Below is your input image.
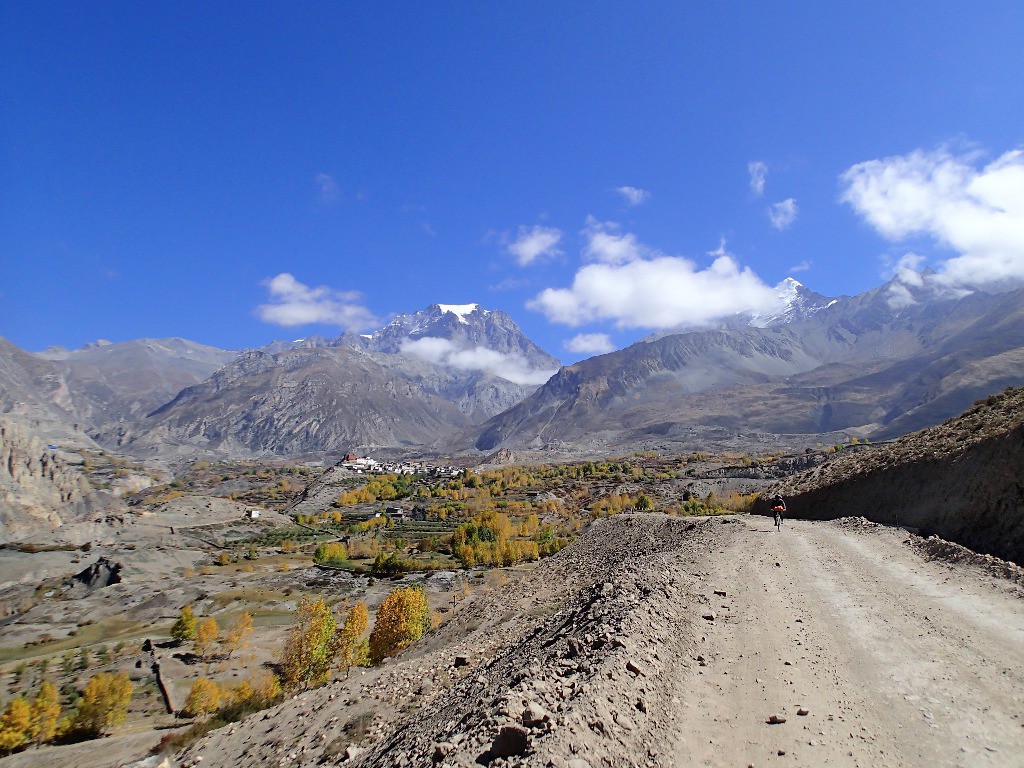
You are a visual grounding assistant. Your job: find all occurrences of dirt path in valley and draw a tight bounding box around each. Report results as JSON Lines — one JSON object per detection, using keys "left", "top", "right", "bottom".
{"left": 97, "top": 514, "right": 1024, "bottom": 768}
{"left": 675, "top": 516, "right": 1024, "bottom": 767}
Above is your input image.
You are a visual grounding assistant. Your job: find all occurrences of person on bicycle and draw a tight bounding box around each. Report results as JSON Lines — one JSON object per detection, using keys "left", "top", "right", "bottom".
{"left": 771, "top": 494, "right": 786, "bottom": 529}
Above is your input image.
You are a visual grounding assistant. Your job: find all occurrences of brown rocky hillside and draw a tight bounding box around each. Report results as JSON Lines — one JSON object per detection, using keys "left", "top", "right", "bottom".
{"left": 767, "top": 386, "right": 1024, "bottom": 564}
{"left": 0, "top": 420, "right": 124, "bottom": 542}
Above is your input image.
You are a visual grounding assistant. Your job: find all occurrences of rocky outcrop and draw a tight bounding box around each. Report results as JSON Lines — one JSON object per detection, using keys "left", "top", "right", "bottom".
{"left": 0, "top": 420, "right": 122, "bottom": 542}
{"left": 64, "top": 556, "right": 124, "bottom": 594}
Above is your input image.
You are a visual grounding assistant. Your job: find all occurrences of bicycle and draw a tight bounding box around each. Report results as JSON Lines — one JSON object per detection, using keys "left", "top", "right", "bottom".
{"left": 772, "top": 505, "right": 784, "bottom": 531}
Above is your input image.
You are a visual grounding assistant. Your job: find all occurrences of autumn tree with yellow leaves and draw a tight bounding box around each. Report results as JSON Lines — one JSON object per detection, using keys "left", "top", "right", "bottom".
{"left": 368, "top": 587, "right": 431, "bottom": 664}
{"left": 278, "top": 595, "right": 338, "bottom": 690}
{"left": 221, "top": 612, "right": 254, "bottom": 658}
{"left": 338, "top": 601, "right": 369, "bottom": 677}
{"left": 193, "top": 616, "right": 220, "bottom": 659}
{"left": 183, "top": 678, "right": 221, "bottom": 718}
{"left": 29, "top": 681, "right": 61, "bottom": 746}
{"left": 0, "top": 697, "right": 30, "bottom": 754}
{"left": 68, "top": 672, "right": 133, "bottom": 737}
{"left": 171, "top": 604, "right": 198, "bottom": 644}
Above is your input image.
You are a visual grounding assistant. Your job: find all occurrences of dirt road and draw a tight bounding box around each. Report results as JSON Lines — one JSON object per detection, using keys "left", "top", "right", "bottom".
{"left": 677, "top": 517, "right": 1024, "bottom": 767}
{"left": 162, "top": 515, "right": 1024, "bottom": 768}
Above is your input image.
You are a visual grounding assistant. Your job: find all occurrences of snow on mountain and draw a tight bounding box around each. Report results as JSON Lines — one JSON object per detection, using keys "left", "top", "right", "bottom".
{"left": 748, "top": 278, "right": 837, "bottom": 328}
{"left": 362, "top": 303, "right": 559, "bottom": 385}
{"left": 640, "top": 278, "right": 838, "bottom": 343}
{"left": 437, "top": 303, "right": 487, "bottom": 324}
{"left": 263, "top": 303, "right": 560, "bottom": 387}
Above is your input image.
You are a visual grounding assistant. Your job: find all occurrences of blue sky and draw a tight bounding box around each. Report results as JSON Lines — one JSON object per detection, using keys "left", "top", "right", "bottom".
{"left": 3, "top": 2, "right": 1023, "bottom": 363}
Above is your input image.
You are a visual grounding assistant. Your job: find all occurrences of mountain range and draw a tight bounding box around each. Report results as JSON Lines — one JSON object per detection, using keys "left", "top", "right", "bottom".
{"left": 2, "top": 276, "right": 1024, "bottom": 461}
{"left": 473, "top": 275, "right": 1024, "bottom": 453}
{"left": 0, "top": 305, "right": 559, "bottom": 458}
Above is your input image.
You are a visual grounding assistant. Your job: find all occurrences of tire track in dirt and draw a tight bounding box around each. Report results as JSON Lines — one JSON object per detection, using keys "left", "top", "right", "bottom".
{"left": 676, "top": 517, "right": 1024, "bottom": 767}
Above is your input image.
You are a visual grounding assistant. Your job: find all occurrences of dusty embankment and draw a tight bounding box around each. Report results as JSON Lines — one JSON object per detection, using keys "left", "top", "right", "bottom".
{"left": 169, "top": 514, "right": 1024, "bottom": 768}
{"left": 768, "top": 387, "right": 1024, "bottom": 564}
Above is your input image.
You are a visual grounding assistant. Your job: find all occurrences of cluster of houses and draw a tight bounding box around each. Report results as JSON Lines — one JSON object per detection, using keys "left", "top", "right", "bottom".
{"left": 338, "top": 454, "right": 463, "bottom": 479}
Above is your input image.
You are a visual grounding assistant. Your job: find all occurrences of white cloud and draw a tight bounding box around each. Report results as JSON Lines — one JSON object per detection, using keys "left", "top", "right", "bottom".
{"left": 399, "top": 337, "right": 557, "bottom": 387}
{"left": 257, "top": 273, "right": 378, "bottom": 330}
{"left": 528, "top": 235, "right": 780, "bottom": 329}
{"left": 841, "top": 146, "right": 1024, "bottom": 289}
{"left": 788, "top": 260, "right": 812, "bottom": 273}
{"left": 883, "top": 252, "right": 927, "bottom": 284}
{"left": 748, "top": 161, "right": 768, "bottom": 196}
{"left": 507, "top": 225, "right": 563, "bottom": 266}
{"left": 582, "top": 216, "right": 645, "bottom": 264}
{"left": 315, "top": 173, "right": 340, "bottom": 204}
{"left": 885, "top": 281, "right": 918, "bottom": 310}
{"left": 768, "top": 198, "right": 798, "bottom": 230}
{"left": 564, "top": 333, "right": 615, "bottom": 355}
{"left": 615, "top": 186, "right": 651, "bottom": 206}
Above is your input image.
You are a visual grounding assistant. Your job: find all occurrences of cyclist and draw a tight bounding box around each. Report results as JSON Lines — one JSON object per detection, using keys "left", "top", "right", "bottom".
{"left": 771, "top": 494, "right": 786, "bottom": 530}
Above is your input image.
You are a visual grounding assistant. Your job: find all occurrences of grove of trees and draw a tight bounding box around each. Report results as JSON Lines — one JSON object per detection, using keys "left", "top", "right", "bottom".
{"left": 277, "top": 597, "right": 370, "bottom": 690}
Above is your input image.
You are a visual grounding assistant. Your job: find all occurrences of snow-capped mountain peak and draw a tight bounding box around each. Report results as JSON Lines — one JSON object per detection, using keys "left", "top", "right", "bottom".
{"left": 748, "top": 277, "right": 837, "bottom": 328}
{"left": 777, "top": 276, "right": 803, "bottom": 299}
{"left": 261, "top": 302, "right": 560, "bottom": 384}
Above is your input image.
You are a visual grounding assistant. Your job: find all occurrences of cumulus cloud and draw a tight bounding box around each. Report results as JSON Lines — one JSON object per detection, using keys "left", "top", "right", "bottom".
{"left": 315, "top": 173, "right": 340, "bottom": 204}
{"left": 564, "top": 333, "right": 615, "bottom": 355}
{"left": 400, "top": 337, "right": 557, "bottom": 387}
{"left": 615, "top": 186, "right": 651, "bottom": 206}
{"left": 257, "top": 273, "right": 378, "bottom": 330}
{"left": 768, "top": 198, "right": 799, "bottom": 230}
{"left": 508, "top": 225, "right": 563, "bottom": 266}
{"left": 528, "top": 234, "right": 780, "bottom": 329}
{"left": 582, "top": 216, "right": 645, "bottom": 265}
{"left": 841, "top": 146, "right": 1024, "bottom": 289}
{"left": 749, "top": 161, "right": 768, "bottom": 196}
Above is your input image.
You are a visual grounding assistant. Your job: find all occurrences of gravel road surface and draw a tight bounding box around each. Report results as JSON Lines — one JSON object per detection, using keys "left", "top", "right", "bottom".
{"left": 675, "top": 516, "right": 1024, "bottom": 767}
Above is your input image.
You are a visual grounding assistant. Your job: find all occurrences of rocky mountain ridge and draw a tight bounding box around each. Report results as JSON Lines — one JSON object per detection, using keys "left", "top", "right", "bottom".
{"left": 117, "top": 303, "right": 562, "bottom": 458}
{"left": 119, "top": 345, "right": 538, "bottom": 459}
{"left": 0, "top": 335, "right": 238, "bottom": 447}
{"left": 471, "top": 280, "right": 1024, "bottom": 454}
{"left": 6, "top": 279, "right": 1024, "bottom": 462}
{"left": 1, "top": 303, "right": 561, "bottom": 460}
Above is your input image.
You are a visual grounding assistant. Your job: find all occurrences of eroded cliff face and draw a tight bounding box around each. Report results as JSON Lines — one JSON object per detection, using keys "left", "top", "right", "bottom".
{"left": 0, "top": 420, "right": 122, "bottom": 542}
{"left": 768, "top": 387, "right": 1024, "bottom": 564}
